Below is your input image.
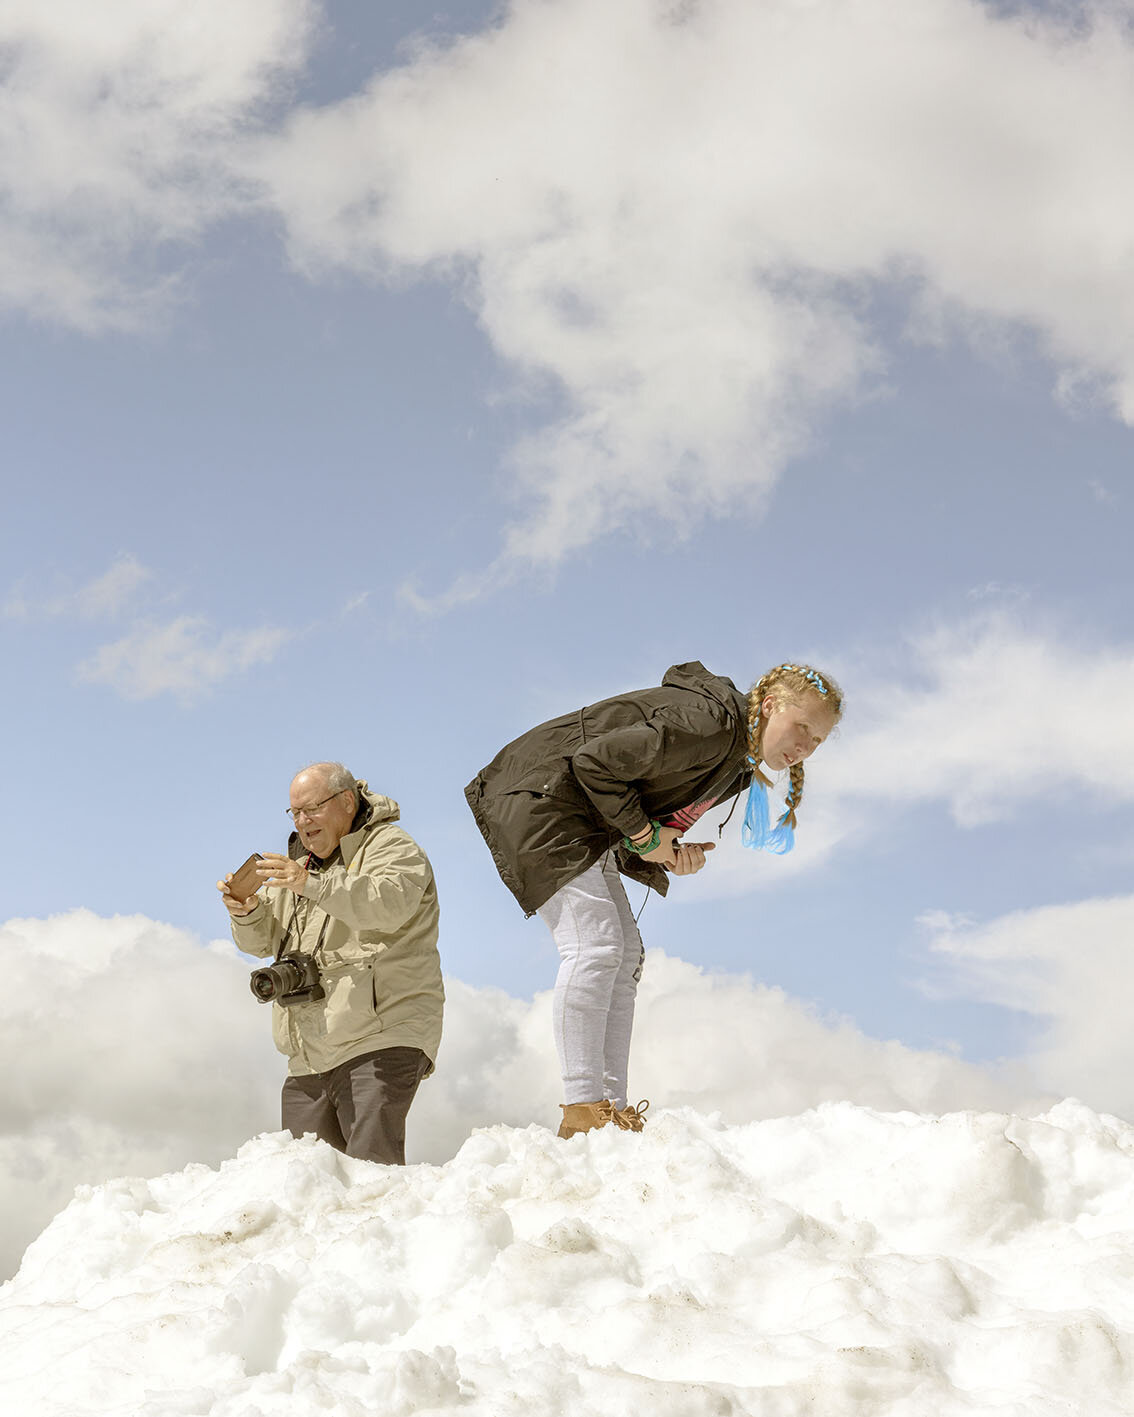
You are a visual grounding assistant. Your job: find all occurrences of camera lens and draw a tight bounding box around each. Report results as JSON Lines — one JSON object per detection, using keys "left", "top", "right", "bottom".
{"left": 249, "top": 969, "right": 278, "bottom": 1001}
{"left": 249, "top": 959, "right": 304, "bottom": 1002}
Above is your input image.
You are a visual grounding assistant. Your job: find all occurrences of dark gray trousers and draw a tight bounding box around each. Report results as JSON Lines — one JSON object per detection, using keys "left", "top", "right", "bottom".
{"left": 281, "top": 1046, "right": 431, "bottom": 1165}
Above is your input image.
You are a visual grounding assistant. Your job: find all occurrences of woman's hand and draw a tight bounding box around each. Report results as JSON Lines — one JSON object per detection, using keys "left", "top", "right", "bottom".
{"left": 636, "top": 824, "right": 682, "bottom": 867}
{"left": 634, "top": 826, "right": 716, "bottom": 872}
{"left": 669, "top": 841, "right": 715, "bottom": 875}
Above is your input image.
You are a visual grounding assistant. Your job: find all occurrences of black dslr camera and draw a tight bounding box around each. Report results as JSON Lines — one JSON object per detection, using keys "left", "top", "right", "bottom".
{"left": 249, "top": 954, "right": 325, "bottom": 1007}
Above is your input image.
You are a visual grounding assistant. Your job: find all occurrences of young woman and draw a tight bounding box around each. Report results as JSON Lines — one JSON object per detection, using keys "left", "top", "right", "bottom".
{"left": 465, "top": 660, "right": 843, "bottom": 1138}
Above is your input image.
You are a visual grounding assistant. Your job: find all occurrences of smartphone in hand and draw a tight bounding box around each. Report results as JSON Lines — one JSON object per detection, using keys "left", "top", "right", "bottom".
{"left": 228, "top": 853, "right": 264, "bottom": 900}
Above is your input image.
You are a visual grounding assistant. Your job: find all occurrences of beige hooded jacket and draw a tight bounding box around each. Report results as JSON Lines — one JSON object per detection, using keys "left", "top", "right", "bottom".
{"left": 231, "top": 783, "right": 443, "bottom": 1077}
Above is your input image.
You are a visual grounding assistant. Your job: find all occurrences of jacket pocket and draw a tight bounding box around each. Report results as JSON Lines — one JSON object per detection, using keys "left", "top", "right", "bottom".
{"left": 320, "top": 964, "right": 381, "bottom": 1049}
{"left": 493, "top": 762, "right": 583, "bottom": 802}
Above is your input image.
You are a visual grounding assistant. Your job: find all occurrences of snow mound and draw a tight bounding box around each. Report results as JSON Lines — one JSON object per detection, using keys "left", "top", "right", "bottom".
{"left": 3, "top": 1102, "right": 1134, "bottom": 1415}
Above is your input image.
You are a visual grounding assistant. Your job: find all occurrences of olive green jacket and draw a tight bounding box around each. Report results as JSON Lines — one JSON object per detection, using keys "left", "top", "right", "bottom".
{"left": 465, "top": 662, "right": 752, "bottom": 916}
{"left": 231, "top": 783, "right": 444, "bottom": 1077}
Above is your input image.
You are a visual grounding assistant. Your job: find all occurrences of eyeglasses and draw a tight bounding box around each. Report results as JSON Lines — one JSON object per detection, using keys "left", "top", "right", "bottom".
{"left": 285, "top": 790, "right": 345, "bottom": 822}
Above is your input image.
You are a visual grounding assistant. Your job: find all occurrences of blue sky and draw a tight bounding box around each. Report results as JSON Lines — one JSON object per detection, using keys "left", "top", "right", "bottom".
{"left": 4, "top": 0, "right": 1134, "bottom": 1243}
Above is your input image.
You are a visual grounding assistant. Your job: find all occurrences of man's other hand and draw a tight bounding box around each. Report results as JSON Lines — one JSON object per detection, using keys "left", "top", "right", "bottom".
{"left": 257, "top": 852, "right": 309, "bottom": 895}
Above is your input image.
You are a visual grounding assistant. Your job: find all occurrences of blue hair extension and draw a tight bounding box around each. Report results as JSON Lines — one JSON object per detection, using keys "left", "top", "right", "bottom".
{"left": 740, "top": 757, "right": 795, "bottom": 854}
{"left": 780, "top": 662, "right": 829, "bottom": 696}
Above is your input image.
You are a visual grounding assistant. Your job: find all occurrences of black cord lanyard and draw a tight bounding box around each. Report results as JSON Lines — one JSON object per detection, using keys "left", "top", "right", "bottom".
{"left": 273, "top": 854, "right": 331, "bottom": 963}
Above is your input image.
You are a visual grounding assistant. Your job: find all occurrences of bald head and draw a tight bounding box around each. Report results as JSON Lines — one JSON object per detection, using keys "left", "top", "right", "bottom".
{"left": 288, "top": 763, "right": 358, "bottom": 858}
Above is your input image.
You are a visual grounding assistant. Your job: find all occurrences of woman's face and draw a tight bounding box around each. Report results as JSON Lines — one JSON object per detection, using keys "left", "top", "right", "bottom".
{"left": 759, "top": 693, "right": 838, "bottom": 771}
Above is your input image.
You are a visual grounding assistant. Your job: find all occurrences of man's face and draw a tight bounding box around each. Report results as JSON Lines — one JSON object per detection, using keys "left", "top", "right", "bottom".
{"left": 288, "top": 771, "right": 357, "bottom": 858}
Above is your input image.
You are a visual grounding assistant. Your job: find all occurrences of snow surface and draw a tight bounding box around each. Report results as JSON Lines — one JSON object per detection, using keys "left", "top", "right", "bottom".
{"left": 2, "top": 1102, "right": 1134, "bottom": 1416}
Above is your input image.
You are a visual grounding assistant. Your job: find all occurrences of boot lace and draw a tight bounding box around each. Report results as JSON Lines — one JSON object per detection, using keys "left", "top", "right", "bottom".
{"left": 613, "top": 1099, "right": 650, "bottom": 1132}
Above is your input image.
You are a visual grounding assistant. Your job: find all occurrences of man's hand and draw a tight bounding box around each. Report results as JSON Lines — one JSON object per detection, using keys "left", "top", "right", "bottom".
{"left": 217, "top": 876, "right": 259, "bottom": 916}
{"left": 668, "top": 840, "right": 715, "bottom": 876}
{"left": 257, "top": 852, "right": 309, "bottom": 895}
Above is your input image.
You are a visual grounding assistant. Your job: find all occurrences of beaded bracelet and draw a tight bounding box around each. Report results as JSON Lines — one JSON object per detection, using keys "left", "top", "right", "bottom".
{"left": 623, "top": 821, "right": 662, "bottom": 855}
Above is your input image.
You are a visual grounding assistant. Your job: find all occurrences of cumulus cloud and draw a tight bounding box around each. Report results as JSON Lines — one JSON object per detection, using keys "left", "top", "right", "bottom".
{"left": 2, "top": 908, "right": 1045, "bottom": 1279}
{"left": 7, "top": 1, "right": 1133, "bottom": 586}
{"left": 249, "top": 0, "right": 1134, "bottom": 591}
{"left": 9, "top": 1, "right": 1130, "bottom": 586}
{"left": 0, "top": 0, "right": 315, "bottom": 329}
{"left": 0, "top": 911, "right": 280, "bottom": 1280}
{"left": 76, "top": 615, "right": 291, "bottom": 701}
{"left": 922, "top": 893, "right": 1134, "bottom": 1120}
{"left": 681, "top": 613, "right": 1134, "bottom": 899}
{"left": 824, "top": 612, "right": 1134, "bottom": 824}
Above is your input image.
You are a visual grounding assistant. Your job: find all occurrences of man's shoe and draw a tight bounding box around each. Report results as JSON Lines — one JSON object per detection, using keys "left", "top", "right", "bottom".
{"left": 557, "top": 1100, "right": 617, "bottom": 1138}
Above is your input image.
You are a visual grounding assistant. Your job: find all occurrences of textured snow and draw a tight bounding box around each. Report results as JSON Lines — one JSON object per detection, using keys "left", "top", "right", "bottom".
{"left": 2, "top": 1102, "right": 1134, "bottom": 1415}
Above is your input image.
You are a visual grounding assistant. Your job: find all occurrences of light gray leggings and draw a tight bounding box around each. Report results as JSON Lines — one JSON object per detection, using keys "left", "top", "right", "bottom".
{"left": 537, "top": 853, "right": 645, "bottom": 1108}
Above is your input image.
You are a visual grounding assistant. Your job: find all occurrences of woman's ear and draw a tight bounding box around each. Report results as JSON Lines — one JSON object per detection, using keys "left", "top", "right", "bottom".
{"left": 761, "top": 694, "right": 778, "bottom": 718}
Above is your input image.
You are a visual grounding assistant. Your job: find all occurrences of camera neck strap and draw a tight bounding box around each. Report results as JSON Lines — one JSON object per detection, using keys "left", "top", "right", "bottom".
{"left": 273, "top": 866, "right": 333, "bottom": 964}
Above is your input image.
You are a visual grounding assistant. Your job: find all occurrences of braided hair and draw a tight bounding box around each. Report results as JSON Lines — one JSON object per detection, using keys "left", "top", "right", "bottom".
{"left": 745, "top": 663, "right": 843, "bottom": 829}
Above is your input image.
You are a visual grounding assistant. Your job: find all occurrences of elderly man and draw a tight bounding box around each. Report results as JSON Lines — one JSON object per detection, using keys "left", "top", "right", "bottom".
{"left": 219, "top": 762, "right": 443, "bottom": 1165}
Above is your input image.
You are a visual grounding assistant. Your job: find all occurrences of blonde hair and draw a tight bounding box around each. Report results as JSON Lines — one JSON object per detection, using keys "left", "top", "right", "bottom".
{"left": 745, "top": 664, "right": 843, "bottom": 828}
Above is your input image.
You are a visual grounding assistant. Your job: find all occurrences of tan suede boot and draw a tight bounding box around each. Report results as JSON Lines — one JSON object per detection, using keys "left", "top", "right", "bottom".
{"left": 557, "top": 1100, "right": 617, "bottom": 1139}
{"left": 613, "top": 1099, "right": 650, "bottom": 1132}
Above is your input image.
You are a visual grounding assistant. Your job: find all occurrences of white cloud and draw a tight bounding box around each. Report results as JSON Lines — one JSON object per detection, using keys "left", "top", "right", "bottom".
{"left": 629, "top": 949, "right": 1036, "bottom": 1118}
{"left": 677, "top": 614, "right": 1134, "bottom": 901}
{"left": 2, "top": 909, "right": 1044, "bottom": 1280}
{"left": 251, "top": 0, "right": 1134, "bottom": 588}
{"left": 3, "top": 556, "right": 289, "bottom": 701}
{"left": 0, "top": 910, "right": 280, "bottom": 1279}
{"left": 1089, "top": 478, "right": 1115, "bottom": 503}
{"left": 2, "top": 553, "right": 152, "bottom": 621}
{"left": 8, "top": 1, "right": 1130, "bottom": 585}
{"left": 76, "top": 615, "right": 291, "bottom": 701}
{"left": 5, "top": 1, "right": 1132, "bottom": 586}
{"left": 823, "top": 613, "right": 1134, "bottom": 826}
{"left": 0, "top": 0, "right": 315, "bottom": 329}
{"left": 73, "top": 553, "right": 153, "bottom": 618}
{"left": 922, "top": 893, "right": 1134, "bottom": 1119}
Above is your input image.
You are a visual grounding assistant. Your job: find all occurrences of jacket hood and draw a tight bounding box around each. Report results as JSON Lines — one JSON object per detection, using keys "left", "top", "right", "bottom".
{"left": 661, "top": 661, "right": 747, "bottom": 720}
{"left": 354, "top": 780, "right": 400, "bottom": 825}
